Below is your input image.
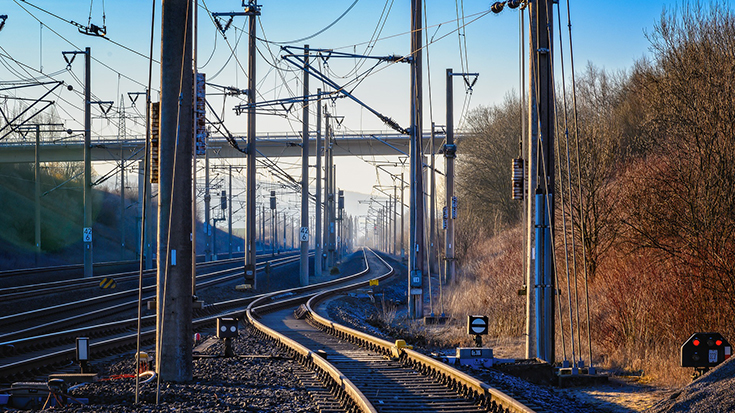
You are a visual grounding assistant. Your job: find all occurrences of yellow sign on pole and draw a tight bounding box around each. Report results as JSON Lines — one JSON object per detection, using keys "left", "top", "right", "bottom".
{"left": 369, "top": 279, "right": 379, "bottom": 286}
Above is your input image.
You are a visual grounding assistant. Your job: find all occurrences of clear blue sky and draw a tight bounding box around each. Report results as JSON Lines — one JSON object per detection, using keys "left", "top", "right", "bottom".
{"left": 0, "top": 0, "right": 691, "bottom": 219}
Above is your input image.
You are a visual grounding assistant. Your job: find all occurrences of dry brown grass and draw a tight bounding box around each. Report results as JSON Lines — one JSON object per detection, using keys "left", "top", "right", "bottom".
{"left": 435, "top": 216, "right": 734, "bottom": 388}
{"left": 442, "top": 225, "right": 526, "bottom": 341}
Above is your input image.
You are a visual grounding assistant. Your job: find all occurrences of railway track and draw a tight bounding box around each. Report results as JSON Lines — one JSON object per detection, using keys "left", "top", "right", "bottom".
{"left": 0, "top": 253, "right": 307, "bottom": 382}
{"left": 247, "top": 248, "right": 536, "bottom": 413}
{"left": 0, "top": 251, "right": 249, "bottom": 288}
{"left": 2, "top": 249, "right": 538, "bottom": 412}
{"left": 0, "top": 252, "right": 301, "bottom": 340}
{"left": 0, "top": 251, "right": 284, "bottom": 302}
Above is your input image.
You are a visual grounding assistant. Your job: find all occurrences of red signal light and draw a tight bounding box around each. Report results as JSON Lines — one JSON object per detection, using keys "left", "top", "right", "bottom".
{"left": 693, "top": 339, "right": 700, "bottom": 346}
{"left": 716, "top": 340, "right": 723, "bottom": 346}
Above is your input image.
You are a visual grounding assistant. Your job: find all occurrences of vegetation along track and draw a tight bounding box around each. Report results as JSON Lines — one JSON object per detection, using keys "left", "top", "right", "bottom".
{"left": 247, "top": 248, "right": 536, "bottom": 413}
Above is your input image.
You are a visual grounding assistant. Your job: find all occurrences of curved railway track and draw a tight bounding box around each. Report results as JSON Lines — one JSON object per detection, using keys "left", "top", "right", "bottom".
{"left": 247, "top": 248, "right": 536, "bottom": 413}
{"left": 1, "top": 248, "right": 538, "bottom": 412}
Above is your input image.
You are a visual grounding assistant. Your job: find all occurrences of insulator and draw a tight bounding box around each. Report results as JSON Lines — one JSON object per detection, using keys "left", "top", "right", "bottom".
{"left": 491, "top": 2, "right": 505, "bottom": 14}
{"left": 512, "top": 158, "right": 524, "bottom": 200}
{"left": 507, "top": 0, "right": 522, "bottom": 9}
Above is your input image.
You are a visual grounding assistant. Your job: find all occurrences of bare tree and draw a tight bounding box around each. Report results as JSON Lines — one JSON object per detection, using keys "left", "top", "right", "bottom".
{"left": 623, "top": 2, "right": 735, "bottom": 314}
{"left": 561, "top": 63, "right": 641, "bottom": 280}
{"left": 456, "top": 93, "right": 522, "bottom": 243}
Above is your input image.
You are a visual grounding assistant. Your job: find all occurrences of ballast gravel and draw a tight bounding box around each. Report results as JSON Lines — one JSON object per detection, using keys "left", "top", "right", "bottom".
{"left": 52, "top": 326, "right": 321, "bottom": 412}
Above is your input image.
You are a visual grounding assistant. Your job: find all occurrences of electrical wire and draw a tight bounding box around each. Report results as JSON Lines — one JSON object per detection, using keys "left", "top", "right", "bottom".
{"left": 13, "top": 0, "right": 156, "bottom": 87}
{"left": 268, "top": 0, "right": 361, "bottom": 45}
{"left": 554, "top": 0, "right": 583, "bottom": 368}
{"left": 0, "top": 47, "right": 85, "bottom": 130}
{"left": 564, "top": 0, "right": 595, "bottom": 372}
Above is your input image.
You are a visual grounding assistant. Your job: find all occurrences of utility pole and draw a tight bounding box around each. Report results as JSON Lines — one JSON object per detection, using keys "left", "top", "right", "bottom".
{"left": 261, "top": 204, "right": 265, "bottom": 248}
{"left": 445, "top": 69, "right": 478, "bottom": 285}
{"left": 526, "top": 0, "right": 556, "bottom": 364}
{"left": 331, "top": 165, "right": 337, "bottom": 263}
{"left": 228, "top": 165, "right": 233, "bottom": 258}
{"left": 34, "top": 125, "right": 41, "bottom": 262}
{"left": 300, "top": 45, "right": 310, "bottom": 286}
{"left": 429, "top": 123, "right": 437, "bottom": 274}
{"left": 137, "top": 161, "right": 144, "bottom": 257}
{"left": 270, "top": 190, "right": 277, "bottom": 257}
{"left": 338, "top": 189, "right": 344, "bottom": 260}
{"left": 400, "top": 171, "right": 405, "bottom": 260}
{"left": 393, "top": 183, "right": 397, "bottom": 255}
{"left": 204, "top": 147, "right": 211, "bottom": 261}
{"left": 445, "top": 69, "right": 456, "bottom": 285}
{"left": 244, "top": 2, "right": 260, "bottom": 288}
{"left": 157, "top": 0, "right": 194, "bottom": 382}
{"left": 324, "top": 112, "right": 335, "bottom": 269}
{"left": 408, "top": 0, "right": 425, "bottom": 319}
{"left": 119, "top": 99, "right": 127, "bottom": 261}
{"left": 144, "top": 95, "right": 154, "bottom": 271}
{"left": 83, "top": 47, "right": 92, "bottom": 278}
{"left": 315, "top": 89, "right": 323, "bottom": 275}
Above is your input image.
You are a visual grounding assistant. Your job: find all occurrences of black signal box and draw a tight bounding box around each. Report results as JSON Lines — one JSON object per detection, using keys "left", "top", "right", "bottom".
{"left": 217, "top": 317, "right": 239, "bottom": 339}
{"left": 681, "top": 332, "right": 731, "bottom": 368}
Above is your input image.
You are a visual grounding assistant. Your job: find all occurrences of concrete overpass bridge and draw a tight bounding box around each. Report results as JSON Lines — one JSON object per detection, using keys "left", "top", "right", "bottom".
{"left": 0, "top": 131, "right": 447, "bottom": 163}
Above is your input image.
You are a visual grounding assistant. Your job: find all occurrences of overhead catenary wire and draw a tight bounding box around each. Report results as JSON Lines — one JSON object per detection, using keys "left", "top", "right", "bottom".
{"left": 12, "top": 0, "right": 156, "bottom": 88}
{"left": 267, "top": 0, "right": 361, "bottom": 45}
{"left": 554, "top": 0, "right": 584, "bottom": 369}
{"left": 564, "top": 0, "right": 595, "bottom": 373}
{"left": 17, "top": 0, "right": 155, "bottom": 63}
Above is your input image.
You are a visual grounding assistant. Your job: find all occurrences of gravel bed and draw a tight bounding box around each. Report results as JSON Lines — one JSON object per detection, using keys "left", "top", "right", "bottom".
{"left": 51, "top": 327, "right": 321, "bottom": 412}
{"left": 25, "top": 255, "right": 358, "bottom": 413}
{"left": 647, "top": 356, "right": 735, "bottom": 413}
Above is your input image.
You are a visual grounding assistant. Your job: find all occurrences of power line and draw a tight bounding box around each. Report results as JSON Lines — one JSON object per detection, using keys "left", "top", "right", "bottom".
{"left": 267, "top": 0, "right": 361, "bottom": 45}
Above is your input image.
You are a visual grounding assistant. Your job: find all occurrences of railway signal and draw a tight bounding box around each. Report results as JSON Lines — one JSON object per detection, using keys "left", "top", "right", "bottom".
{"left": 217, "top": 317, "right": 239, "bottom": 358}
{"left": 467, "top": 315, "right": 489, "bottom": 347}
{"left": 681, "top": 332, "right": 731, "bottom": 378}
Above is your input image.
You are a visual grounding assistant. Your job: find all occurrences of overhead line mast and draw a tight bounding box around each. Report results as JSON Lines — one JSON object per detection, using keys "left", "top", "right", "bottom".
{"left": 408, "top": 0, "right": 425, "bottom": 319}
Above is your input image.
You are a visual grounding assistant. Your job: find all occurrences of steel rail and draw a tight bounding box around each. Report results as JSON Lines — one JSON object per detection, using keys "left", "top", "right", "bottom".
{"left": 305, "top": 252, "right": 534, "bottom": 413}
{"left": 0, "top": 254, "right": 308, "bottom": 381}
{"left": 247, "top": 248, "right": 536, "bottom": 413}
{"left": 0, "top": 251, "right": 289, "bottom": 298}
{"left": 246, "top": 249, "right": 376, "bottom": 413}
{"left": 0, "top": 253, "right": 305, "bottom": 342}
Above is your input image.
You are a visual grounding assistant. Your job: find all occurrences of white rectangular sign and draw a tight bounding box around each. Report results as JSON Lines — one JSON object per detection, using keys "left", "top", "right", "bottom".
{"left": 83, "top": 227, "right": 92, "bottom": 242}
{"left": 299, "top": 226, "right": 309, "bottom": 242}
